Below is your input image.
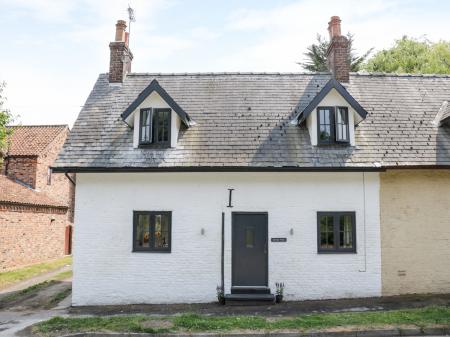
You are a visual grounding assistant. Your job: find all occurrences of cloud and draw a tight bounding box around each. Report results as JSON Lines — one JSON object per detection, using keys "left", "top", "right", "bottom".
{"left": 218, "top": 0, "right": 450, "bottom": 72}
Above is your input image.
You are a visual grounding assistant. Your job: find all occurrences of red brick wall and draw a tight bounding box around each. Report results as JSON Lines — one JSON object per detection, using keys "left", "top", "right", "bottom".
{"left": 0, "top": 205, "right": 67, "bottom": 271}
{"left": 34, "top": 129, "right": 76, "bottom": 223}
{"left": 3, "top": 156, "right": 38, "bottom": 188}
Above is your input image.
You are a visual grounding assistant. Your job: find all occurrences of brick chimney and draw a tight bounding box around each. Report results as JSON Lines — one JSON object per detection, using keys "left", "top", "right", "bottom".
{"left": 326, "top": 16, "right": 350, "bottom": 83}
{"left": 109, "top": 20, "right": 133, "bottom": 83}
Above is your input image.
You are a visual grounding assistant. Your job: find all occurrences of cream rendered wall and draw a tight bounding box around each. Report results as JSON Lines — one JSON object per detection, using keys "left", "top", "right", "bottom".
{"left": 380, "top": 169, "right": 450, "bottom": 295}
{"left": 306, "top": 88, "right": 357, "bottom": 146}
{"left": 131, "top": 91, "right": 181, "bottom": 148}
{"left": 73, "top": 171, "right": 381, "bottom": 305}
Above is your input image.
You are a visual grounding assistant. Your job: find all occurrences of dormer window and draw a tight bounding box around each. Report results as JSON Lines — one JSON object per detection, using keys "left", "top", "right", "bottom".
{"left": 317, "top": 106, "right": 349, "bottom": 145}
{"left": 139, "top": 108, "right": 171, "bottom": 147}
{"left": 292, "top": 79, "right": 368, "bottom": 147}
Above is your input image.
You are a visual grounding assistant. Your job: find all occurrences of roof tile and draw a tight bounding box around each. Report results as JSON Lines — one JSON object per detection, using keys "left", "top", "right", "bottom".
{"left": 54, "top": 73, "right": 450, "bottom": 169}
{"left": 6, "top": 125, "right": 68, "bottom": 156}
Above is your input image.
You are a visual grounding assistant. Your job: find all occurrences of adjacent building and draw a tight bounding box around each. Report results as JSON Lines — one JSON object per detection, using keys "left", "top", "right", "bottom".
{"left": 0, "top": 125, "right": 75, "bottom": 270}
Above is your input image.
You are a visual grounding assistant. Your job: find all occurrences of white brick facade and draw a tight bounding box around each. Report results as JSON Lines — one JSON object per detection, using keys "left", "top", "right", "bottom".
{"left": 73, "top": 172, "right": 381, "bottom": 305}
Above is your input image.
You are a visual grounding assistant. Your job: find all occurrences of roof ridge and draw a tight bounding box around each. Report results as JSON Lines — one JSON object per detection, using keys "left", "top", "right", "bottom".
{"left": 101, "top": 71, "right": 450, "bottom": 78}
{"left": 118, "top": 72, "right": 332, "bottom": 76}
{"left": 7, "top": 124, "right": 68, "bottom": 128}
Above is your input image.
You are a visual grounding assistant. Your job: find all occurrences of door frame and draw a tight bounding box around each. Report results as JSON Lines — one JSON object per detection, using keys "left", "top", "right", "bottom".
{"left": 231, "top": 211, "right": 269, "bottom": 287}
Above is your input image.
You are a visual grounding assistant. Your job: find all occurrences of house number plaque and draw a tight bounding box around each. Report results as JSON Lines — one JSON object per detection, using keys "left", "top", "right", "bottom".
{"left": 271, "top": 238, "right": 287, "bottom": 242}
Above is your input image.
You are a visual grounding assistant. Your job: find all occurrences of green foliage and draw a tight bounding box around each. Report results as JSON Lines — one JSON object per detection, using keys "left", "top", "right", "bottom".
{"left": 35, "top": 315, "right": 172, "bottom": 335}
{"left": 0, "top": 81, "right": 13, "bottom": 160}
{"left": 300, "top": 33, "right": 373, "bottom": 72}
{"left": 34, "top": 306, "right": 450, "bottom": 336}
{"left": 364, "top": 36, "right": 450, "bottom": 74}
{"left": 0, "top": 256, "right": 72, "bottom": 289}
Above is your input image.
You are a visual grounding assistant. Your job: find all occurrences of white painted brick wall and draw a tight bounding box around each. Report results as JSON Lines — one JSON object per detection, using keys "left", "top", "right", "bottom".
{"left": 73, "top": 172, "right": 381, "bottom": 305}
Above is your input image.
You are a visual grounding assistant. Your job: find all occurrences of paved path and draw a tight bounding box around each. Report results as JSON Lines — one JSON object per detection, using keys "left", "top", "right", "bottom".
{"left": 0, "top": 307, "right": 69, "bottom": 337}
{"left": 0, "top": 264, "right": 71, "bottom": 296}
{"left": 0, "top": 267, "right": 72, "bottom": 336}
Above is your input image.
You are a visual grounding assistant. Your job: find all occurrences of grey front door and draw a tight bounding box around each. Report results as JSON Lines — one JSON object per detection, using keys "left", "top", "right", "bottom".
{"left": 232, "top": 212, "right": 268, "bottom": 287}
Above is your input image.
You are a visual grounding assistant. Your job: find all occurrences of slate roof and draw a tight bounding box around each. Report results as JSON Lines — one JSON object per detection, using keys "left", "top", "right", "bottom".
{"left": 6, "top": 125, "right": 68, "bottom": 156}
{"left": 0, "top": 175, "right": 67, "bottom": 209}
{"left": 54, "top": 72, "right": 450, "bottom": 171}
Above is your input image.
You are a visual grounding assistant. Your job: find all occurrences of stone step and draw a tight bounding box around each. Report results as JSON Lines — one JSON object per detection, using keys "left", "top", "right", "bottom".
{"left": 224, "top": 293, "right": 275, "bottom": 305}
{"left": 231, "top": 286, "right": 271, "bottom": 294}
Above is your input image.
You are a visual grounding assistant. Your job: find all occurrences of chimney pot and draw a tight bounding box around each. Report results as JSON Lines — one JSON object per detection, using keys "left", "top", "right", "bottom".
{"left": 328, "top": 16, "right": 342, "bottom": 39}
{"left": 115, "top": 20, "right": 127, "bottom": 42}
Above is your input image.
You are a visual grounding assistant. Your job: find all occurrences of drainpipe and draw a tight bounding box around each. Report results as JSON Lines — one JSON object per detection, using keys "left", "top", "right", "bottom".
{"left": 359, "top": 171, "right": 367, "bottom": 272}
{"left": 221, "top": 212, "right": 225, "bottom": 291}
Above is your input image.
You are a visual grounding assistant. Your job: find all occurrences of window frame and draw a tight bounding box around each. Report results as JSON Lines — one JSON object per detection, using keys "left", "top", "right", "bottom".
{"left": 335, "top": 106, "right": 350, "bottom": 143}
{"left": 138, "top": 108, "right": 172, "bottom": 148}
{"left": 139, "top": 108, "right": 153, "bottom": 146}
{"left": 132, "top": 211, "right": 172, "bottom": 253}
{"left": 316, "top": 106, "right": 351, "bottom": 145}
{"left": 317, "top": 106, "right": 335, "bottom": 145}
{"left": 317, "top": 211, "right": 356, "bottom": 254}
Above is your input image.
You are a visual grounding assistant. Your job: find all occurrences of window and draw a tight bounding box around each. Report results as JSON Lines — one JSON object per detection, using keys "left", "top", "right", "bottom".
{"left": 133, "top": 211, "right": 171, "bottom": 252}
{"left": 317, "top": 212, "right": 356, "bottom": 253}
{"left": 317, "top": 107, "right": 350, "bottom": 144}
{"left": 139, "top": 108, "right": 171, "bottom": 146}
{"left": 335, "top": 107, "right": 349, "bottom": 142}
{"left": 47, "top": 167, "right": 52, "bottom": 185}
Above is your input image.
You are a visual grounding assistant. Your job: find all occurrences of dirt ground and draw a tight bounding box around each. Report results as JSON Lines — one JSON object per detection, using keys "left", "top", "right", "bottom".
{"left": 0, "top": 279, "right": 71, "bottom": 337}
{"left": 0, "top": 280, "right": 71, "bottom": 311}
{"left": 69, "top": 293, "right": 450, "bottom": 316}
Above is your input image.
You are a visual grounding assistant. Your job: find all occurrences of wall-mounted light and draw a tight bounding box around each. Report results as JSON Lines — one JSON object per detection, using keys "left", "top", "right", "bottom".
{"left": 289, "top": 228, "right": 294, "bottom": 235}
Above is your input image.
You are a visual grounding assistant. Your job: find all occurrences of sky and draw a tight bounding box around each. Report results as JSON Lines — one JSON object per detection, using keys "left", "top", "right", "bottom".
{"left": 1, "top": 0, "right": 450, "bottom": 127}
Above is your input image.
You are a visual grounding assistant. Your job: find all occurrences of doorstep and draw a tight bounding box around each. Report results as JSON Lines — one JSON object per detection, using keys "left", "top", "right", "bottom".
{"left": 224, "top": 293, "right": 275, "bottom": 305}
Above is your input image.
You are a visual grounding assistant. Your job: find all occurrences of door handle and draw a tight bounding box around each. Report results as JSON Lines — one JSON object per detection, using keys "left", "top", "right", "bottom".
{"left": 264, "top": 241, "right": 268, "bottom": 254}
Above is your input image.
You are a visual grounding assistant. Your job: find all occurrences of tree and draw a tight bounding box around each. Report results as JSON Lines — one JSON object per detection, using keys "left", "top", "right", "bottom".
{"left": 364, "top": 36, "right": 450, "bottom": 74}
{"left": 0, "top": 82, "right": 13, "bottom": 161}
{"left": 300, "top": 33, "right": 373, "bottom": 72}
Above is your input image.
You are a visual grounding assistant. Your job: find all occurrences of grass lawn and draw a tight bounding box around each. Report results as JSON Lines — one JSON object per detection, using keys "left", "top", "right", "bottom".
{"left": 0, "top": 256, "right": 72, "bottom": 290}
{"left": 34, "top": 306, "right": 450, "bottom": 336}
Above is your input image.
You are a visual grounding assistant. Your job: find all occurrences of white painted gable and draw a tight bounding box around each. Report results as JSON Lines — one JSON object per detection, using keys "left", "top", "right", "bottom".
{"left": 306, "top": 88, "right": 361, "bottom": 146}
{"left": 125, "top": 91, "right": 181, "bottom": 148}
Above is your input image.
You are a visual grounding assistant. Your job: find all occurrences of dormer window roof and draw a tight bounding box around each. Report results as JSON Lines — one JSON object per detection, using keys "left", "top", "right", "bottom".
{"left": 433, "top": 101, "right": 450, "bottom": 127}
{"left": 121, "top": 79, "right": 194, "bottom": 127}
{"left": 293, "top": 78, "right": 368, "bottom": 125}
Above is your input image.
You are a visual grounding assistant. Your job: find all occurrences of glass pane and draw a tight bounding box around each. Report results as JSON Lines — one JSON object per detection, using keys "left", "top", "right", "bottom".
{"left": 136, "top": 214, "right": 150, "bottom": 248}
{"left": 245, "top": 227, "right": 255, "bottom": 248}
{"left": 152, "top": 110, "right": 158, "bottom": 142}
{"left": 145, "top": 110, "right": 151, "bottom": 125}
{"left": 336, "top": 108, "right": 349, "bottom": 141}
{"left": 154, "top": 213, "right": 170, "bottom": 249}
{"left": 163, "top": 111, "right": 169, "bottom": 141}
{"left": 320, "top": 215, "right": 334, "bottom": 248}
{"left": 319, "top": 109, "right": 330, "bottom": 124}
{"left": 140, "top": 110, "right": 152, "bottom": 142}
{"left": 336, "top": 123, "right": 341, "bottom": 140}
{"left": 339, "top": 215, "right": 353, "bottom": 248}
{"left": 320, "top": 125, "right": 331, "bottom": 141}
